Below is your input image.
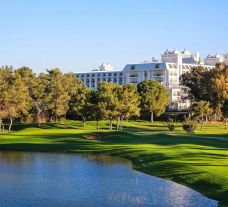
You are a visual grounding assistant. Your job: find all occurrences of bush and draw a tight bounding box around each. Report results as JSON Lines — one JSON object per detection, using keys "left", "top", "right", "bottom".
{"left": 182, "top": 121, "right": 197, "bottom": 134}
{"left": 59, "top": 118, "right": 67, "bottom": 124}
{"left": 167, "top": 123, "right": 175, "bottom": 132}
{"left": 21, "top": 114, "right": 34, "bottom": 124}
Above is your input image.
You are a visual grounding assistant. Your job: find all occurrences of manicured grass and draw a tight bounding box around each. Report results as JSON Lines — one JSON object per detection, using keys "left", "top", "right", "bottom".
{"left": 0, "top": 121, "right": 228, "bottom": 206}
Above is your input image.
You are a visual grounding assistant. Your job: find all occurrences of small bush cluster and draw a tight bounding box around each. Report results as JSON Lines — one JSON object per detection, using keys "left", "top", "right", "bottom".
{"left": 182, "top": 121, "right": 197, "bottom": 134}
{"left": 167, "top": 123, "right": 175, "bottom": 132}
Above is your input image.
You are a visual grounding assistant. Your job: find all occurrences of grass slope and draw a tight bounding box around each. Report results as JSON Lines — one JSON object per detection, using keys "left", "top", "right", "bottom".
{"left": 0, "top": 121, "right": 227, "bottom": 206}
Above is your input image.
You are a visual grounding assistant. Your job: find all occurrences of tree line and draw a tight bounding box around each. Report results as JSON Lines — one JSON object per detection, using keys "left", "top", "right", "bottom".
{"left": 180, "top": 63, "right": 228, "bottom": 128}
{"left": 0, "top": 66, "right": 170, "bottom": 132}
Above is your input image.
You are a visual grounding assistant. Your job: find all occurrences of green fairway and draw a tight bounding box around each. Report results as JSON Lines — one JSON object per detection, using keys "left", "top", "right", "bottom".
{"left": 0, "top": 121, "right": 227, "bottom": 206}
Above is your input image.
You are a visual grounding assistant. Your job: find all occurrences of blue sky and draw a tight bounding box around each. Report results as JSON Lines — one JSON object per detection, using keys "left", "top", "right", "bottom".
{"left": 0, "top": 0, "right": 228, "bottom": 73}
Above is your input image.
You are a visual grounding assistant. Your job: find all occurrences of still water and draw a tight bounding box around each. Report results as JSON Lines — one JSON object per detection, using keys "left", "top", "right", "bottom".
{"left": 0, "top": 151, "right": 218, "bottom": 207}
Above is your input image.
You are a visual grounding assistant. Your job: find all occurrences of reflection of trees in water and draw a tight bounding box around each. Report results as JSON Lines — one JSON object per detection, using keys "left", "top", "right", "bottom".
{"left": 0, "top": 151, "right": 131, "bottom": 167}
{"left": 0, "top": 151, "right": 28, "bottom": 165}
{"left": 107, "top": 192, "right": 146, "bottom": 206}
{"left": 80, "top": 153, "right": 131, "bottom": 166}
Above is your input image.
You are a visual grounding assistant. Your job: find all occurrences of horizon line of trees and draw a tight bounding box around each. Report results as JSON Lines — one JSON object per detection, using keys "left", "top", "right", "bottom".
{"left": 0, "top": 66, "right": 170, "bottom": 132}
{"left": 0, "top": 63, "right": 227, "bottom": 132}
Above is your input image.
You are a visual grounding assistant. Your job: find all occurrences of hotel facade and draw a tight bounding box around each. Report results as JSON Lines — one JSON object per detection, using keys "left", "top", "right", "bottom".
{"left": 75, "top": 49, "right": 227, "bottom": 110}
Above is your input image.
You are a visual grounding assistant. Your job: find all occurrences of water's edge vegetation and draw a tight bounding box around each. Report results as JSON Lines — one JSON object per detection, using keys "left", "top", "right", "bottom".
{"left": 0, "top": 121, "right": 227, "bottom": 206}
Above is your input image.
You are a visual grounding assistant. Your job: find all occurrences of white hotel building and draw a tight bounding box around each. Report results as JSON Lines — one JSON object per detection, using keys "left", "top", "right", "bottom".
{"left": 75, "top": 49, "right": 224, "bottom": 110}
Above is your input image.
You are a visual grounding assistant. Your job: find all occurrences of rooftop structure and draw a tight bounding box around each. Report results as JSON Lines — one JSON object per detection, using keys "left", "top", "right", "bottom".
{"left": 204, "top": 53, "right": 223, "bottom": 66}
{"left": 161, "top": 49, "right": 200, "bottom": 65}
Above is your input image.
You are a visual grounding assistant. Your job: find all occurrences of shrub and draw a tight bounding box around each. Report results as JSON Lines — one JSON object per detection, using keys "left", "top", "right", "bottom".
{"left": 21, "top": 114, "right": 34, "bottom": 124}
{"left": 167, "top": 123, "right": 175, "bottom": 132}
{"left": 182, "top": 121, "right": 197, "bottom": 134}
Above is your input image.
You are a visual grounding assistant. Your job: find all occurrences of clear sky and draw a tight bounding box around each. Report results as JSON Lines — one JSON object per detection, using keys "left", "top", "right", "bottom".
{"left": 0, "top": 0, "right": 228, "bottom": 73}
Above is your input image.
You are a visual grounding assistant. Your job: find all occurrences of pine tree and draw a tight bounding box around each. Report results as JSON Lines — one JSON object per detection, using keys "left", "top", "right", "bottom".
{"left": 137, "top": 80, "right": 170, "bottom": 122}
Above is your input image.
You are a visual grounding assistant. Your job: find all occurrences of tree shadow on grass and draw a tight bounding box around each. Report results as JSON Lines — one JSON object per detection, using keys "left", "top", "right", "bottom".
{"left": 8, "top": 122, "right": 85, "bottom": 132}
{"left": 4, "top": 129, "right": 228, "bottom": 151}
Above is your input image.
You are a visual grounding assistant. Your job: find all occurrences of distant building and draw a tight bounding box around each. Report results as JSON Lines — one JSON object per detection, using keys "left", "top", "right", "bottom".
{"left": 204, "top": 53, "right": 223, "bottom": 66}
{"left": 161, "top": 48, "right": 200, "bottom": 65}
{"left": 224, "top": 53, "right": 228, "bottom": 65}
{"left": 75, "top": 49, "right": 215, "bottom": 110}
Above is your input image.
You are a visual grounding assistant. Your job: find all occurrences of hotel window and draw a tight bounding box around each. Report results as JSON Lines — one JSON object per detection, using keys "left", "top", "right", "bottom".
{"left": 182, "top": 65, "right": 186, "bottom": 69}
{"left": 86, "top": 74, "right": 90, "bottom": 77}
{"left": 113, "top": 73, "right": 117, "bottom": 76}
{"left": 92, "top": 74, "right": 95, "bottom": 77}
{"left": 102, "top": 78, "right": 106, "bottom": 81}
{"left": 108, "top": 73, "right": 112, "bottom": 76}
{"left": 144, "top": 71, "right": 147, "bottom": 78}
{"left": 108, "top": 78, "right": 112, "bottom": 82}
{"left": 81, "top": 74, "right": 84, "bottom": 77}
{"left": 155, "top": 64, "right": 160, "bottom": 68}
{"left": 119, "top": 72, "right": 123, "bottom": 76}
{"left": 130, "top": 65, "right": 135, "bottom": 70}
{"left": 97, "top": 73, "right": 100, "bottom": 77}
{"left": 154, "top": 73, "right": 163, "bottom": 77}
{"left": 186, "top": 65, "right": 190, "bottom": 69}
{"left": 130, "top": 72, "right": 138, "bottom": 77}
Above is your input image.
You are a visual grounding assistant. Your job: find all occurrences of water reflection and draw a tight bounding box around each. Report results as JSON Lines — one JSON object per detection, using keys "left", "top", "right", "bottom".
{"left": 0, "top": 151, "right": 218, "bottom": 207}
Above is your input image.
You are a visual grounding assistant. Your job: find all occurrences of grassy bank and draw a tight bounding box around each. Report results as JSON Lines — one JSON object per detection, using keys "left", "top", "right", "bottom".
{"left": 0, "top": 121, "right": 227, "bottom": 206}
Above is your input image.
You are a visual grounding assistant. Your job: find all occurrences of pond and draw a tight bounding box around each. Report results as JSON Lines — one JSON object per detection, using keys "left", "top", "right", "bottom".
{"left": 0, "top": 151, "right": 218, "bottom": 207}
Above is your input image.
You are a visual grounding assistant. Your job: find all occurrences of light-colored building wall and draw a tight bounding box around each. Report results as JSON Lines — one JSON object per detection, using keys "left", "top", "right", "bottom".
{"left": 204, "top": 54, "right": 223, "bottom": 66}
{"left": 224, "top": 53, "right": 228, "bottom": 65}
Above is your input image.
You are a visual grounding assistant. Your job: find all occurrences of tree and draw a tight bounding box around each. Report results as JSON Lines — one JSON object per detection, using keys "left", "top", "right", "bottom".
{"left": 15, "top": 67, "right": 40, "bottom": 123}
{"left": 42, "top": 69, "right": 74, "bottom": 121}
{"left": 115, "top": 84, "right": 140, "bottom": 130}
{"left": 89, "top": 90, "right": 106, "bottom": 130}
{"left": 191, "top": 101, "right": 213, "bottom": 130}
{"left": 210, "top": 64, "right": 228, "bottom": 117}
{"left": 68, "top": 81, "right": 91, "bottom": 126}
{"left": 96, "top": 82, "right": 120, "bottom": 130}
{"left": 180, "top": 64, "right": 228, "bottom": 119}
{"left": 180, "top": 66, "right": 210, "bottom": 101}
{"left": 0, "top": 66, "right": 31, "bottom": 131}
{"left": 221, "top": 100, "right": 228, "bottom": 129}
{"left": 0, "top": 66, "right": 13, "bottom": 132}
{"left": 137, "top": 80, "right": 170, "bottom": 122}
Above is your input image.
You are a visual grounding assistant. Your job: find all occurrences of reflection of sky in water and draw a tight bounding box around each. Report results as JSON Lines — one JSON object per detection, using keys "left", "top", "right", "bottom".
{"left": 0, "top": 152, "right": 218, "bottom": 207}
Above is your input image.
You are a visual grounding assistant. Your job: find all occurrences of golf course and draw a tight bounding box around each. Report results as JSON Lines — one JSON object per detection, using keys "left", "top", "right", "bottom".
{"left": 0, "top": 121, "right": 227, "bottom": 206}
